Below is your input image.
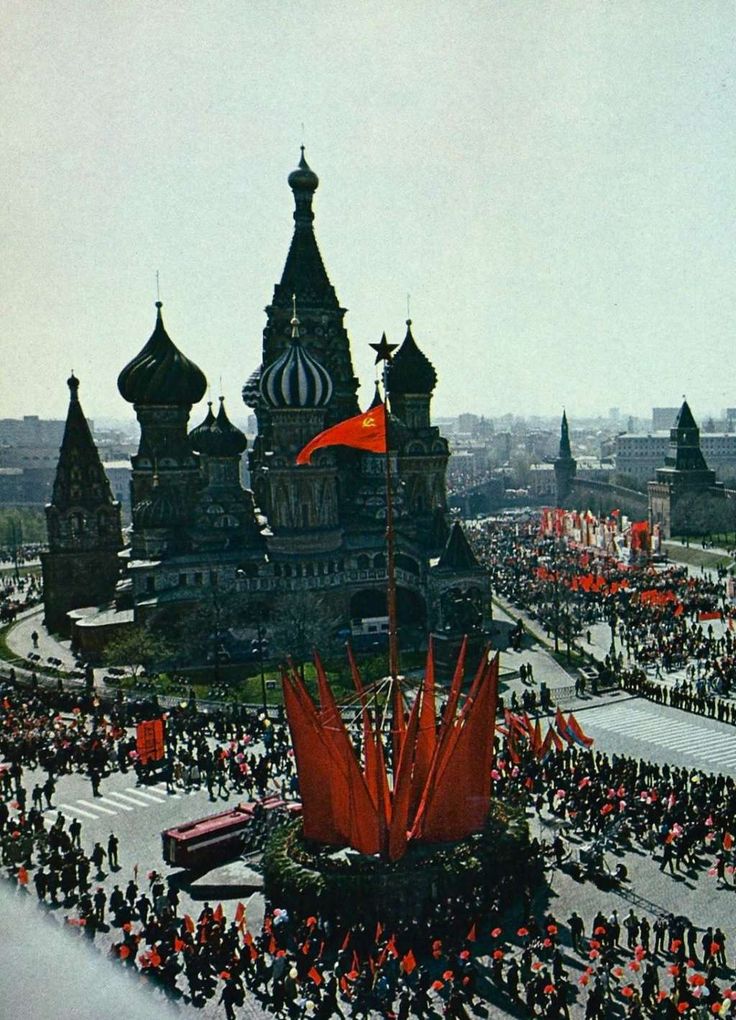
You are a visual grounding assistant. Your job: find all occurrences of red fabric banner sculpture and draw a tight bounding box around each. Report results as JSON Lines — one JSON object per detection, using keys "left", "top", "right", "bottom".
{"left": 282, "top": 639, "right": 500, "bottom": 860}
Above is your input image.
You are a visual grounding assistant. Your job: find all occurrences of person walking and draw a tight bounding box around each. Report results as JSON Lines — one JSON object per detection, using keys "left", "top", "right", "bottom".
{"left": 42, "top": 775, "right": 55, "bottom": 809}
{"left": 93, "top": 887, "right": 106, "bottom": 924}
{"left": 33, "top": 867, "right": 47, "bottom": 903}
{"left": 69, "top": 817, "right": 82, "bottom": 849}
{"left": 107, "top": 833, "right": 119, "bottom": 870}
{"left": 91, "top": 842, "right": 106, "bottom": 880}
{"left": 125, "top": 879, "right": 138, "bottom": 909}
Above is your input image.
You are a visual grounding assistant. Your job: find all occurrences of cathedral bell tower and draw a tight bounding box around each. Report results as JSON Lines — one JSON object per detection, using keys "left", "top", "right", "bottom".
{"left": 42, "top": 375, "right": 124, "bottom": 634}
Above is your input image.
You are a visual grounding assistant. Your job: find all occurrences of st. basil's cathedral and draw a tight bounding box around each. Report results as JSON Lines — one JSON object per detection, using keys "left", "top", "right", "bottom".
{"left": 42, "top": 151, "right": 489, "bottom": 661}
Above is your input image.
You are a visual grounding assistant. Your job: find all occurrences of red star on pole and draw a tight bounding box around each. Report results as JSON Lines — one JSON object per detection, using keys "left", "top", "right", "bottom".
{"left": 369, "top": 332, "right": 398, "bottom": 365}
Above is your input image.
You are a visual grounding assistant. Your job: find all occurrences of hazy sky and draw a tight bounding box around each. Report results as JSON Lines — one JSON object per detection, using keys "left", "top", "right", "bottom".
{"left": 2, "top": 1, "right": 735, "bottom": 425}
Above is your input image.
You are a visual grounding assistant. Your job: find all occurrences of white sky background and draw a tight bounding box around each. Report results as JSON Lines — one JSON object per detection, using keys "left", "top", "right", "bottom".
{"left": 2, "top": 1, "right": 735, "bottom": 424}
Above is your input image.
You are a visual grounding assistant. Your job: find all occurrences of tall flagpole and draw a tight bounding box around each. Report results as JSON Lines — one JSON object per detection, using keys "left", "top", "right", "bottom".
{"left": 369, "top": 333, "right": 401, "bottom": 785}
{"left": 382, "top": 357, "right": 399, "bottom": 679}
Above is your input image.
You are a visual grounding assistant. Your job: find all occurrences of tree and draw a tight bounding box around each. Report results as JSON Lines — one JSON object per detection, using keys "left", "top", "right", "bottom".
{"left": 268, "top": 590, "right": 343, "bottom": 670}
{"left": 160, "top": 591, "right": 271, "bottom": 670}
{"left": 672, "top": 491, "right": 730, "bottom": 542}
{"left": 103, "top": 626, "right": 174, "bottom": 677}
{"left": 510, "top": 452, "right": 532, "bottom": 489}
{"left": 0, "top": 508, "right": 47, "bottom": 547}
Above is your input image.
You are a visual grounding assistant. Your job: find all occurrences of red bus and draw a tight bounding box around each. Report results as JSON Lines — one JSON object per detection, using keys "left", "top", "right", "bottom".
{"left": 161, "top": 797, "right": 299, "bottom": 870}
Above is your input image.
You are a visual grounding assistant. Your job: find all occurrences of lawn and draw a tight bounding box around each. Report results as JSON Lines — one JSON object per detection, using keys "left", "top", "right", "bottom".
{"left": 662, "top": 542, "right": 733, "bottom": 570}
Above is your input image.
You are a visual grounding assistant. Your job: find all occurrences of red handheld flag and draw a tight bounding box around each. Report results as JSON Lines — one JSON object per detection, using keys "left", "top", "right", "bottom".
{"left": 296, "top": 403, "right": 387, "bottom": 465}
{"left": 401, "top": 949, "right": 417, "bottom": 974}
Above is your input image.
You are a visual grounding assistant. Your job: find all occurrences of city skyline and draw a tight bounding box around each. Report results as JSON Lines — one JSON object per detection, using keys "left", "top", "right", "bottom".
{"left": 3, "top": 2, "right": 734, "bottom": 422}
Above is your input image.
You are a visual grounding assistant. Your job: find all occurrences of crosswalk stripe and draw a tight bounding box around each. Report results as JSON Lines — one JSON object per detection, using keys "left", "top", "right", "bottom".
{"left": 77, "top": 798, "right": 116, "bottom": 815}
{"left": 152, "top": 783, "right": 181, "bottom": 799}
{"left": 584, "top": 707, "right": 736, "bottom": 771}
{"left": 107, "top": 791, "right": 149, "bottom": 808}
{"left": 98, "top": 796, "right": 133, "bottom": 812}
{"left": 127, "top": 787, "right": 167, "bottom": 803}
{"left": 58, "top": 802, "right": 98, "bottom": 820}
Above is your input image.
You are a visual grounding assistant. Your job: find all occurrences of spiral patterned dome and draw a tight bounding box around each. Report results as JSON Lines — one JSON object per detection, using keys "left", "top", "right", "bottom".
{"left": 118, "top": 302, "right": 207, "bottom": 407}
{"left": 260, "top": 315, "right": 333, "bottom": 409}
{"left": 242, "top": 366, "right": 262, "bottom": 408}
{"left": 388, "top": 320, "right": 437, "bottom": 396}
{"left": 134, "top": 486, "right": 187, "bottom": 528}
{"left": 189, "top": 397, "right": 247, "bottom": 457}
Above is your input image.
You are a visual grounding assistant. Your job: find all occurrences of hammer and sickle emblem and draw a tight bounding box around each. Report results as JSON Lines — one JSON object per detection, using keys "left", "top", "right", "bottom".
{"left": 362, "top": 416, "right": 375, "bottom": 428}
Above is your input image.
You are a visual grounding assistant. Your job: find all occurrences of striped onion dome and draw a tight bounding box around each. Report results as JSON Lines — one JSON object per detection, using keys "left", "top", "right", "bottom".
{"left": 259, "top": 313, "right": 333, "bottom": 409}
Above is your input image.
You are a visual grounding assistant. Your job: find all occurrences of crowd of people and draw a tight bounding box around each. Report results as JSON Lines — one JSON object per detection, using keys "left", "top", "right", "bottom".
{"left": 0, "top": 662, "right": 735, "bottom": 1018}
{"left": 2, "top": 513, "right": 736, "bottom": 1016}
{"left": 470, "top": 518, "right": 736, "bottom": 720}
{"left": 0, "top": 569, "right": 42, "bottom": 622}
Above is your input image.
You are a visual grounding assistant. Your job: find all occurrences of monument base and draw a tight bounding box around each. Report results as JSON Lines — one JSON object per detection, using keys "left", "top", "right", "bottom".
{"left": 262, "top": 799, "right": 529, "bottom": 927}
{"left": 431, "top": 631, "right": 487, "bottom": 677}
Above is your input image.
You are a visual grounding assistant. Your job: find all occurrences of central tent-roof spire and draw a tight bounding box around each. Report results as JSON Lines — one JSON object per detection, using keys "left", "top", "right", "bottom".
{"left": 275, "top": 148, "right": 339, "bottom": 311}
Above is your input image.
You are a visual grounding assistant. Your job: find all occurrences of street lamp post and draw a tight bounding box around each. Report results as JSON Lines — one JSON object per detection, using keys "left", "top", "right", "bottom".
{"left": 10, "top": 519, "right": 22, "bottom": 582}
{"left": 211, "top": 584, "right": 222, "bottom": 688}
{"left": 256, "top": 621, "right": 267, "bottom": 715}
{"left": 609, "top": 603, "right": 617, "bottom": 657}
{"left": 235, "top": 570, "right": 269, "bottom": 715}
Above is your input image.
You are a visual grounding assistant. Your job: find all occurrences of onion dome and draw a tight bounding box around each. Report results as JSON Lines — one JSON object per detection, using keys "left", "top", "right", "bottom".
{"left": 288, "top": 146, "right": 319, "bottom": 194}
{"left": 118, "top": 302, "right": 207, "bottom": 406}
{"left": 190, "top": 397, "right": 247, "bottom": 457}
{"left": 242, "top": 366, "right": 262, "bottom": 408}
{"left": 134, "top": 481, "right": 187, "bottom": 529}
{"left": 260, "top": 312, "right": 333, "bottom": 409}
{"left": 188, "top": 401, "right": 216, "bottom": 451}
{"left": 388, "top": 319, "right": 437, "bottom": 396}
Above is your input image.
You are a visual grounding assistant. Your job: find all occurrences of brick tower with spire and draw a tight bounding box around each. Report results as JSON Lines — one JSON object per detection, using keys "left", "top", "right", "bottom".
{"left": 554, "top": 410, "right": 577, "bottom": 506}
{"left": 42, "top": 375, "right": 123, "bottom": 634}
{"left": 648, "top": 399, "right": 725, "bottom": 537}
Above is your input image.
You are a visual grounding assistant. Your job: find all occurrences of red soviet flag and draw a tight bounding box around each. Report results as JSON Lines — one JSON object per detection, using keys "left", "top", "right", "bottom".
{"left": 296, "top": 403, "right": 387, "bottom": 465}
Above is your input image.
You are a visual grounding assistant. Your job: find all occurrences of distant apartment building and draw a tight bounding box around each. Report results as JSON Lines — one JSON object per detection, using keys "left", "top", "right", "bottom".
{"left": 101, "top": 460, "right": 133, "bottom": 520}
{"left": 615, "top": 431, "right": 736, "bottom": 485}
{"left": 651, "top": 407, "right": 679, "bottom": 431}
{"left": 0, "top": 414, "right": 134, "bottom": 508}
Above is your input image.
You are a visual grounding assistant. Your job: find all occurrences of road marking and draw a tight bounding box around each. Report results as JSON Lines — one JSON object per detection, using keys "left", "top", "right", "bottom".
{"left": 98, "top": 795, "right": 133, "bottom": 812}
{"left": 77, "top": 799, "right": 116, "bottom": 815}
{"left": 58, "top": 802, "right": 98, "bottom": 820}
{"left": 152, "top": 783, "right": 181, "bottom": 799}
{"left": 128, "top": 787, "right": 167, "bottom": 803}
{"left": 106, "top": 790, "right": 149, "bottom": 808}
{"left": 584, "top": 704, "right": 736, "bottom": 772}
